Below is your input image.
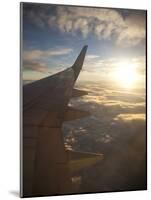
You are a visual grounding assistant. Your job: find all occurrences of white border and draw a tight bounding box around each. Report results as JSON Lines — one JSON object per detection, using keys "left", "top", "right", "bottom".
{"left": 0, "top": 0, "right": 150, "bottom": 199}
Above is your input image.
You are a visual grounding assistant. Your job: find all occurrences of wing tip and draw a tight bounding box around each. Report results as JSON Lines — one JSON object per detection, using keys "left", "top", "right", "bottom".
{"left": 72, "top": 45, "right": 88, "bottom": 81}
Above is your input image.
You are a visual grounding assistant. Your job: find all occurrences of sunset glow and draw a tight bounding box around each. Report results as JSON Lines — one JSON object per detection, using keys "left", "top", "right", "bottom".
{"left": 113, "top": 61, "right": 139, "bottom": 88}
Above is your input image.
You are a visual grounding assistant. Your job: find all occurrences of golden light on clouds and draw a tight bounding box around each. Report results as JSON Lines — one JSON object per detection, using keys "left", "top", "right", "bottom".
{"left": 114, "top": 113, "right": 145, "bottom": 122}
{"left": 112, "top": 61, "right": 139, "bottom": 89}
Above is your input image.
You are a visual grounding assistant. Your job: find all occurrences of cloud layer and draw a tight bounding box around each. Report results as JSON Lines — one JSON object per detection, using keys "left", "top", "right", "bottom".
{"left": 23, "top": 48, "right": 72, "bottom": 60}
{"left": 63, "top": 81, "right": 146, "bottom": 191}
{"left": 23, "top": 47, "right": 72, "bottom": 73}
{"left": 24, "top": 4, "right": 146, "bottom": 46}
{"left": 63, "top": 81, "right": 145, "bottom": 150}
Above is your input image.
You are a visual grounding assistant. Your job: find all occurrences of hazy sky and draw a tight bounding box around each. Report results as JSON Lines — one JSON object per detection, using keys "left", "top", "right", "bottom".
{"left": 22, "top": 3, "right": 146, "bottom": 87}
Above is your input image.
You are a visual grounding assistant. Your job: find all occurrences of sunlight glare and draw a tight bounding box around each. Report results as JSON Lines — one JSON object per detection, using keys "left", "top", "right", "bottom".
{"left": 113, "top": 61, "right": 138, "bottom": 88}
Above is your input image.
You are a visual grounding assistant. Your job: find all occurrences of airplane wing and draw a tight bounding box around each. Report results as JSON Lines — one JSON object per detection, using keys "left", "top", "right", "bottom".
{"left": 22, "top": 45, "right": 103, "bottom": 197}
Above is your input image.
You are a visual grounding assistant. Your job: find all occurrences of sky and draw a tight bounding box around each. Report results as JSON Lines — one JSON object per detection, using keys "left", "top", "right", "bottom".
{"left": 22, "top": 3, "right": 146, "bottom": 86}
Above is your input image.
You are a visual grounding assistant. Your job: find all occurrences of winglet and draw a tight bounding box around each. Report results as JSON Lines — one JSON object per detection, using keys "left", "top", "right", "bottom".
{"left": 72, "top": 45, "right": 88, "bottom": 81}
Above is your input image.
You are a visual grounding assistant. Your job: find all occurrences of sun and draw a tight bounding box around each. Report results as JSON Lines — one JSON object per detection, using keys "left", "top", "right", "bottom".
{"left": 113, "top": 61, "right": 138, "bottom": 88}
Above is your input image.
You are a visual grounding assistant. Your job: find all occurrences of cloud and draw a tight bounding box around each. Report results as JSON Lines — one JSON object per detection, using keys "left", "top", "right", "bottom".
{"left": 63, "top": 81, "right": 145, "bottom": 158}
{"left": 116, "top": 13, "right": 146, "bottom": 46}
{"left": 24, "top": 5, "right": 146, "bottom": 46}
{"left": 23, "top": 60, "right": 48, "bottom": 73}
{"left": 62, "top": 74, "right": 146, "bottom": 192}
{"left": 23, "top": 48, "right": 73, "bottom": 61}
{"left": 23, "top": 47, "right": 72, "bottom": 73}
{"left": 72, "top": 81, "right": 145, "bottom": 120}
{"left": 86, "top": 55, "right": 100, "bottom": 60}
{"left": 132, "top": 56, "right": 146, "bottom": 75}
{"left": 48, "top": 7, "right": 124, "bottom": 40}
{"left": 114, "top": 113, "right": 145, "bottom": 122}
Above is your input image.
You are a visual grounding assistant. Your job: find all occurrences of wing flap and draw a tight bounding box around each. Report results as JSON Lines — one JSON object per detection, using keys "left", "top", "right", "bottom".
{"left": 72, "top": 88, "right": 88, "bottom": 97}
{"left": 64, "top": 107, "right": 90, "bottom": 121}
{"left": 66, "top": 150, "right": 103, "bottom": 173}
